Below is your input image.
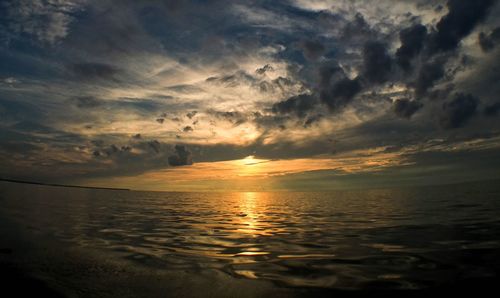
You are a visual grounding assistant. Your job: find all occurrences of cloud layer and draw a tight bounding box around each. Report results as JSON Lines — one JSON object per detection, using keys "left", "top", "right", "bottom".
{"left": 1, "top": 0, "right": 500, "bottom": 189}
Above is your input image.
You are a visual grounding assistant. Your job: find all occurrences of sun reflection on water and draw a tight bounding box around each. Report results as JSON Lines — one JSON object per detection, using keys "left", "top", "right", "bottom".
{"left": 237, "top": 192, "right": 260, "bottom": 235}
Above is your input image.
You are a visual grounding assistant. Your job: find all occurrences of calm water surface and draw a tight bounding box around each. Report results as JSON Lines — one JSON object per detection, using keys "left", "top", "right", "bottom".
{"left": 1, "top": 181, "right": 500, "bottom": 290}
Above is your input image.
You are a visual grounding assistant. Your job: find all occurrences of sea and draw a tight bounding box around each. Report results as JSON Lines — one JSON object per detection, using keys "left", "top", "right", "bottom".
{"left": 1, "top": 180, "right": 500, "bottom": 297}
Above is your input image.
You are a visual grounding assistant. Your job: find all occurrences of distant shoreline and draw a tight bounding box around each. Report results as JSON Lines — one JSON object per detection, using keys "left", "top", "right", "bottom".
{"left": 1, "top": 177, "right": 498, "bottom": 193}
{"left": 0, "top": 178, "right": 129, "bottom": 191}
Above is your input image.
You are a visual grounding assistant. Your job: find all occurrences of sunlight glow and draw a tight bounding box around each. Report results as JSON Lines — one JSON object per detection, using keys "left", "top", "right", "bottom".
{"left": 81, "top": 147, "right": 413, "bottom": 191}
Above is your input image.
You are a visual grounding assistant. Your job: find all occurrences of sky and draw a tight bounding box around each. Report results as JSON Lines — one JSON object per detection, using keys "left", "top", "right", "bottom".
{"left": 1, "top": 0, "right": 500, "bottom": 191}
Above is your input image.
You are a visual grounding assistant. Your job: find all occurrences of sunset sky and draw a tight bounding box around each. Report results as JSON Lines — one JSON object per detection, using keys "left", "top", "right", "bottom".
{"left": 1, "top": 0, "right": 500, "bottom": 191}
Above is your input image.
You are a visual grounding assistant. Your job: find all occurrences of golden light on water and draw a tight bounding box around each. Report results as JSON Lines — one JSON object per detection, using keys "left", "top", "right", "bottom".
{"left": 237, "top": 192, "right": 260, "bottom": 235}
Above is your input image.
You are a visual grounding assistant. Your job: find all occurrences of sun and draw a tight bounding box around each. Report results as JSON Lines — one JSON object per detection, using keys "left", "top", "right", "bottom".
{"left": 236, "top": 155, "right": 271, "bottom": 177}
{"left": 242, "top": 155, "right": 257, "bottom": 165}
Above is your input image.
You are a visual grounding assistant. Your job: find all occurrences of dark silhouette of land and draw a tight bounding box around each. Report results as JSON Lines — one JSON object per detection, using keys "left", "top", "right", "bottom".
{"left": 0, "top": 178, "right": 129, "bottom": 191}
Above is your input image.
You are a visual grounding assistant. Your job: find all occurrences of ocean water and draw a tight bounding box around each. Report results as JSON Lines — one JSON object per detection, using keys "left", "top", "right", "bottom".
{"left": 1, "top": 180, "right": 500, "bottom": 293}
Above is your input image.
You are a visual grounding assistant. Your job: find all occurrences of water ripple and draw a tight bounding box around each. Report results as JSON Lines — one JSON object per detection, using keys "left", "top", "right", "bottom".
{"left": 1, "top": 183, "right": 500, "bottom": 289}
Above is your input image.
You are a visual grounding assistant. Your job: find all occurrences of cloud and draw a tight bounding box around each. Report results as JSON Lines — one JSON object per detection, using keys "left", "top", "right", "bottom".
{"left": 393, "top": 99, "right": 423, "bottom": 119}
{"left": 299, "top": 40, "right": 326, "bottom": 61}
{"left": 1, "top": 0, "right": 85, "bottom": 44}
{"left": 341, "top": 13, "right": 377, "bottom": 44}
{"left": 414, "top": 57, "right": 446, "bottom": 97}
{"left": 68, "top": 62, "right": 122, "bottom": 81}
{"left": 0, "top": 141, "right": 42, "bottom": 156}
{"left": 148, "top": 140, "right": 161, "bottom": 153}
{"left": 484, "top": 102, "right": 500, "bottom": 116}
{"left": 101, "top": 144, "right": 131, "bottom": 157}
{"left": 428, "top": 0, "right": 496, "bottom": 54}
{"left": 398, "top": 0, "right": 497, "bottom": 99}
{"left": 72, "top": 96, "right": 102, "bottom": 108}
{"left": 396, "top": 24, "right": 428, "bottom": 71}
{"left": 440, "top": 93, "right": 479, "bottom": 128}
{"left": 361, "top": 41, "right": 393, "bottom": 84}
{"left": 272, "top": 94, "right": 317, "bottom": 118}
{"left": 168, "top": 145, "right": 192, "bottom": 166}
{"left": 186, "top": 111, "right": 197, "bottom": 119}
{"left": 182, "top": 126, "right": 193, "bottom": 132}
{"left": 256, "top": 64, "right": 274, "bottom": 75}
{"left": 3, "top": 77, "right": 19, "bottom": 84}
{"left": 478, "top": 27, "right": 500, "bottom": 52}
{"left": 320, "top": 77, "right": 362, "bottom": 111}
{"left": 318, "top": 64, "right": 363, "bottom": 109}
{"left": 303, "top": 114, "right": 323, "bottom": 127}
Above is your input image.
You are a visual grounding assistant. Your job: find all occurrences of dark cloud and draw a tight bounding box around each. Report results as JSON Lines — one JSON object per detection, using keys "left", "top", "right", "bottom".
{"left": 428, "top": 0, "right": 496, "bottom": 54}
{"left": 303, "top": 114, "right": 323, "bottom": 127}
{"left": 320, "top": 77, "right": 362, "bottom": 112}
{"left": 68, "top": 63, "right": 122, "bottom": 81}
{"left": 400, "top": 0, "right": 497, "bottom": 97}
{"left": 440, "top": 93, "right": 479, "bottom": 128}
{"left": 396, "top": 24, "right": 428, "bottom": 71}
{"left": 414, "top": 58, "right": 446, "bottom": 97}
{"left": 427, "top": 84, "right": 455, "bottom": 101}
{"left": 361, "top": 41, "right": 392, "bottom": 84}
{"left": 318, "top": 65, "right": 343, "bottom": 88}
{"left": 206, "top": 71, "right": 257, "bottom": 88}
{"left": 273, "top": 76, "right": 296, "bottom": 88}
{"left": 109, "top": 144, "right": 119, "bottom": 155}
{"left": 393, "top": 99, "right": 423, "bottom": 119}
{"left": 132, "top": 133, "right": 142, "bottom": 139}
{"left": 316, "top": 64, "right": 363, "bottom": 112}
{"left": 478, "top": 27, "right": 500, "bottom": 52}
{"left": 484, "top": 102, "right": 500, "bottom": 116}
{"left": 62, "top": 0, "right": 165, "bottom": 59}
{"left": 341, "top": 13, "right": 375, "bottom": 43}
{"left": 0, "top": 141, "right": 42, "bottom": 155}
{"left": 213, "top": 111, "right": 247, "bottom": 126}
{"left": 91, "top": 140, "right": 105, "bottom": 147}
{"left": 156, "top": 118, "right": 165, "bottom": 124}
{"left": 186, "top": 111, "right": 197, "bottom": 119}
{"left": 102, "top": 144, "right": 132, "bottom": 157}
{"left": 183, "top": 126, "right": 193, "bottom": 132}
{"left": 148, "top": 140, "right": 161, "bottom": 153}
{"left": 168, "top": 145, "right": 192, "bottom": 166}
{"left": 272, "top": 94, "right": 317, "bottom": 118}
{"left": 257, "top": 75, "right": 300, "bottom": 94}
{"left": 479, "top": 32, "right": 495, "bottom": 52}
{"left": 73, "top": 96, "right": 103, "bottom": 108}
{"left": 0, "top": 0, "right": 83, "bottom": 45}
{"left": 256, "top": 64, "right": 274, "bottom": 75}
{"left": 299, "top": 40, "right": 326, "bottom": 61}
